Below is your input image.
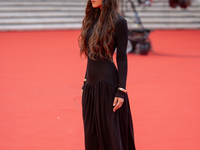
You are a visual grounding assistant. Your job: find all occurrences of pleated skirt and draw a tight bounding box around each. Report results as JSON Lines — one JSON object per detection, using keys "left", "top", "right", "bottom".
{"left": 82, "top": 80, "right": 136, "bottom": 150}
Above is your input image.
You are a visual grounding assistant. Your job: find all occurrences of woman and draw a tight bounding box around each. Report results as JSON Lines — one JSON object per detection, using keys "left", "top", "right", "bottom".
{"left": 79, "top": 0, "right": 136, "bottom": 149}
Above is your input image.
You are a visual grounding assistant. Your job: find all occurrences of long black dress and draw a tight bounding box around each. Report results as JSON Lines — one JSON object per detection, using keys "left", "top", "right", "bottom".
{"left": 82, "top": 13, "right": 136, "bottom": 150}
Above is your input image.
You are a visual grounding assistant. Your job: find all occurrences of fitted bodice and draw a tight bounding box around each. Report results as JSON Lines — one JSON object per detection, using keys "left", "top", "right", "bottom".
{"left": 83, "top": 13, "right": 128, "bottom": 98}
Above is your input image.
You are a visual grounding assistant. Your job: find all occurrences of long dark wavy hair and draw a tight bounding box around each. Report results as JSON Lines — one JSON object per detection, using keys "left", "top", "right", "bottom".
{"left": 78, "top": 0, "right": 119, "bottom": 60}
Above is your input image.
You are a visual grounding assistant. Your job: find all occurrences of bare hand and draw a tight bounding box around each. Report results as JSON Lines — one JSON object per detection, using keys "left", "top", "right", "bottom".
{"left": 113, "top": 97, "right": 124, "bottom": 112}
{"left": 81, "top": 89, "right": 83, "bottom": 97}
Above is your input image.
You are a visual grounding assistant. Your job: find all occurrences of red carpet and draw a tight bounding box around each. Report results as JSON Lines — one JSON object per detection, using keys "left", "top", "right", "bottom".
{"left": 0, "top": 30, "right": 200, "bottom": 150}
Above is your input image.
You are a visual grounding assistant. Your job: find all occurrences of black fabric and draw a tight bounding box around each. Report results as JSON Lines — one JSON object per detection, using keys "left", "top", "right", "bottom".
{"left": 82, "top": 13, "right": 136, "bottom": 150}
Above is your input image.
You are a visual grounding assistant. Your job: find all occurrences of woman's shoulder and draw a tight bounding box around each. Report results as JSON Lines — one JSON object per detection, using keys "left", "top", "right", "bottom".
{"left": 115, "top": 13, "right": 128, "bottom": 28}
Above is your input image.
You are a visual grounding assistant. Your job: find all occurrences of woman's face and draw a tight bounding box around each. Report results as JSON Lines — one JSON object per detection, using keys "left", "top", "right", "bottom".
{"left": 91, "top": 0, "right": 103, "bottom": 8}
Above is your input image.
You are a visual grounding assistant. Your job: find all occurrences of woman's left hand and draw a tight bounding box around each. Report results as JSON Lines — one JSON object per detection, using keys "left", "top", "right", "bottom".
{"left": 113, "top": 97, "right": 124, "bottom": 112}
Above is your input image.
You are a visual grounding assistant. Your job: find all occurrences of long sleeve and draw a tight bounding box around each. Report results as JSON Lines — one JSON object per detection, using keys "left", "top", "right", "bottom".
{"left": 114, "top": 17, "right": 128, "bottom": 99}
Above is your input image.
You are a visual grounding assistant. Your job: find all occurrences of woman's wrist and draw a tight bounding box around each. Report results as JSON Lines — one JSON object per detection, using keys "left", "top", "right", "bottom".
{"left": 118, "top": 87, "right": 127, "bottom": 93}
{"left": 115, "top": 90, "right": 125, "bottom": 99}
{"left": 115, "top": 87, "right": 127, "bottom": 99}
{"left": 82, "top": 79, "right": 86, "bottom": 89}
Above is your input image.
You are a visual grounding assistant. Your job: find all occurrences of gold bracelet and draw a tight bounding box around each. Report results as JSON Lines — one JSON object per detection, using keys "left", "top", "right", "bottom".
{"left": 118, "top": 87, "right": 127, "bottom": 93}
{"left": 84, "top": 79, "right": 86, "bottom": 82}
